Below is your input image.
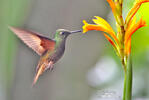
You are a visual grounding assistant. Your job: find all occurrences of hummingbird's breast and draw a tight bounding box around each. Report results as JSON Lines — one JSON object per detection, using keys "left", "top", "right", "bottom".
{"left": 48, "top": 39, "right": 66, "bottom": 63}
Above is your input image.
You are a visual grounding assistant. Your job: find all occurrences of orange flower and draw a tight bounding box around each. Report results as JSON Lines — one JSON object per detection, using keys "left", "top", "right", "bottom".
{"left": 82, "top": 0, "right": 149, "bottom": 56}
{"left": 107, "top": 0, "right": 116, "bottom": 13}
{"left": 124, "top": 17, "right": 146, "bottom": 55}
{"left": 104, "top": 33, "right": 117, "bottom": 49}
{"left": 125, "top": 18, "right": 146, "bottom": 44}
{"left": 124, "top": 0, "right": 149, "bottom": 55}
{"left": 125, "top": 0, "right": 149, "bottom": 25}
{"left": 82, "top": 16, "right": 119, "bottom": 46}
{"left": 125, "top": 38, "right": 131, "bottom": 55}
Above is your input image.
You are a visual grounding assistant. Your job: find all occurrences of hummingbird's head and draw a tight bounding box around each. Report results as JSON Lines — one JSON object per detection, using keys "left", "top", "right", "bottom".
{"left": 54, "top": 29, "right": 82, "bottom": 40}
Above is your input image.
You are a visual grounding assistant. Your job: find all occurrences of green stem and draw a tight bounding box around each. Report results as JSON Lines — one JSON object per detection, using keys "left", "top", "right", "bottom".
{"left": 123, "top": 72, "right": 127, "bottom": 100}
{"left": 123, "top": 55, "right": 132, "bottom": 100}
{"left": 126, "top": 55, "right": 132, "bottom": 100}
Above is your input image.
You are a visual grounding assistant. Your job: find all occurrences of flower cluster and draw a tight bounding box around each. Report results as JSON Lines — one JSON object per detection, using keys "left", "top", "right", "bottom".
{"left": 82, "top": 0, "right": 148, "bottom": 69}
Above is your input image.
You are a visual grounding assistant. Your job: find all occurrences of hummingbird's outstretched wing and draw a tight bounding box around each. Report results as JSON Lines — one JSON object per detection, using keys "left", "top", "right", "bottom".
{"left": 9, "top": 27, "right": 55, "bottom": 56}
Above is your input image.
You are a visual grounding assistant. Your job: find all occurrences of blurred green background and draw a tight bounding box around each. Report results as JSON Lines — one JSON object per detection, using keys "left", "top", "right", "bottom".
{"left": 0, "top": 0, "right": 149, "bottom": 100}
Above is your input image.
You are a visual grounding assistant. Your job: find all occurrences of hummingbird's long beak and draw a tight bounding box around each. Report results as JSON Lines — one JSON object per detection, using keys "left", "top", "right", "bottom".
{"left": 71, "top": 30, "right": 82, "bottom": 33}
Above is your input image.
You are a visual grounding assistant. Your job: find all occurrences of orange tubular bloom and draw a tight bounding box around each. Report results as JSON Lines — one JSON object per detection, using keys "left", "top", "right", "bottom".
{"left": 125, "top": 38, "right": 131, "bottom": 55}
{"left": 82, "top": 16, "right": 119, "bottom": 45}
{"left": 104, "top": 33, "right": 117, "bottom": 48}
{"left": 125, "top": 18, "right": 147, "bottom": 44}
{"left": 124, "top": 0, "right": 149, "bottom": 55}
{"left": 125, "top": 0, "right": 149, "bottom": 25}
{"left": 124, "top": 17, "right": 146, "bottom": 55}
{"left": 107, "top": 0, "right": 116, "bottom": 13}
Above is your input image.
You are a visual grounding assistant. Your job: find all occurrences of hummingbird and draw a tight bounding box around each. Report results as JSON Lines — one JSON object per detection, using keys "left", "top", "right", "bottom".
{"left": 9, "top": 27, "right": 81, "bottom": 85}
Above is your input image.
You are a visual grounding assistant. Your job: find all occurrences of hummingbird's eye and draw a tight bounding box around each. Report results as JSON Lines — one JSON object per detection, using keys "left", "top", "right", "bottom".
{"left": 60, "top": 32, "right": 65, "bottom": 35}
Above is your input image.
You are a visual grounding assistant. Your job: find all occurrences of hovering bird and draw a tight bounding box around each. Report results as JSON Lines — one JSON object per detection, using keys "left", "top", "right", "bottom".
{"left": 9, "top": 27, "right": 81, "bottom": 85}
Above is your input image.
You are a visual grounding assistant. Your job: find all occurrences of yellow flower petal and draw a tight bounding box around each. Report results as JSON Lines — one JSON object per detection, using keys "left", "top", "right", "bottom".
{"left": 126, "top": 16, "right": 137, "bottom": 30}
{"left": 93, "top": 16, "right": 114, "bottom": 31}
{"left": 125, "top": 16, "right": 137, "bottom": 39}
{"left": 82, "top": 20, "right": 89, "bottom": 33}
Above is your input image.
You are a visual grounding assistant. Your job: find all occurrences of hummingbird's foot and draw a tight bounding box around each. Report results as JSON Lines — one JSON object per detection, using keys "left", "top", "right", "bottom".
{"left": 49, "top": 66, "right": 54, "bottom": 71}
{"left": 46, "top": 61, "right": 54, "bottom": 71}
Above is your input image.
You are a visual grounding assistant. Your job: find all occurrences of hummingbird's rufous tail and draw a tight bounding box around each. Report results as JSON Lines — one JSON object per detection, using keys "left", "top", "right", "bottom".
{"left": 32, "top": 61, "right": 54, "bottom": 86}
{"left": 32, "top": 64, "right": 45, "bottom": 86}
